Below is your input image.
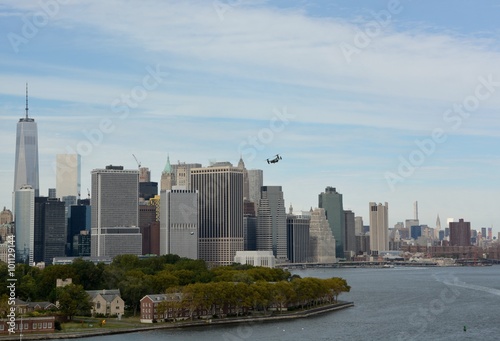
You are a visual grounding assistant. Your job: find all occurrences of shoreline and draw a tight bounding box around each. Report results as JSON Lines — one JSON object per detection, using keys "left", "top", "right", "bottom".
{"left": 0, "top": 301, "right": 354, "bottom": 340}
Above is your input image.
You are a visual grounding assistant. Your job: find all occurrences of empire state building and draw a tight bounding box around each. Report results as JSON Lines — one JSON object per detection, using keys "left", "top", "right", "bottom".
{"left": 14, "top": 84, "right": 39, "bottom": 196}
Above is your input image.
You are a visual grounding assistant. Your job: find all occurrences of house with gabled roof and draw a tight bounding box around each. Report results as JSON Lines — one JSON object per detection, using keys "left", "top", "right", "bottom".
{"left": 86, "top": 289, "right": 124, "bottom": 317}
{"left": 14, "top": 299, "right": 56, "bottom": 314}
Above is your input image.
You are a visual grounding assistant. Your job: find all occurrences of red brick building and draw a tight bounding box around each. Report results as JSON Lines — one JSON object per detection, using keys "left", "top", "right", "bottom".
{"left": 0, "top": 316, "right": 55, "bottom": 334}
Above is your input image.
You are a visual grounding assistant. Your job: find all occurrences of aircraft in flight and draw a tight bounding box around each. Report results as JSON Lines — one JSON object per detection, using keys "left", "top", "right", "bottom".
{"left": 267, "top": 154, "right": 282, "bottom": 164}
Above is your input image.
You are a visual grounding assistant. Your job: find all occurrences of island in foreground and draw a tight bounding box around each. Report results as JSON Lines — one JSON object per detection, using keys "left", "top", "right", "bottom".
{"left": 0, "top": 301, "right": 353, "bottom": 341}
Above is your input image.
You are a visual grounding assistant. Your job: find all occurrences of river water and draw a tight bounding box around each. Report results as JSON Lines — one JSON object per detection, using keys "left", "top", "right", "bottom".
{"left": 77, "top": 265, "right": 500, "bottom": 341}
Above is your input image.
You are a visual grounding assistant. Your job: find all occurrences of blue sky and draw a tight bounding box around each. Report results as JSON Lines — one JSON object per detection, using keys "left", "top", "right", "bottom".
{"left": 1, "top": 0, "right": 499, "bottom": 234}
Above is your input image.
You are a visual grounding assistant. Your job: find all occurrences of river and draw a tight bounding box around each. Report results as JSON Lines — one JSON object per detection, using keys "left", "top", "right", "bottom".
{"left": 77, "top": 265, "right": 500, "bottom": 340}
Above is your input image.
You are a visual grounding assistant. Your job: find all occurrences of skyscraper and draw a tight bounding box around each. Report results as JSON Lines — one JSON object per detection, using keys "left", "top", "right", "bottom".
{"left": 435, "top": 214, "right": 441, "bottom": 239}
{"left": 257, "top": 186, "right": 287, "bottom": 261}
{"left": 172, "top": 162, "right": 202, "bottom": 190}
{"left": 318, "top": 187, "right": 345, "bottom": 258}
{"left": 286, "top": 210, "right": 310, "bottom": 263}
{"left": 139, "top": 205, "right": 158, "bottom": 255}
{"left": 369, "top": 202, "right": 389, "bottom": 256}
{"left": 159, "top": 189, "right": 198, "bottom": 259}
{"left": 237, "top": 157, "right": 250, "bottom": 200}
{"left": 67, "top": 199, "right": 91, "bottom": 256}
{"left": 354, "top": 216, "right": 363, "bottom": 235}
{"left": 191, "top": 164, "right": 244, "bottom": 266}
{"left": 14, "top": 85, "right": 39, "bottom": 196}
{"left": 308, "top": 208, "right": 336, "bottom": 263}
{"left": 160, "top": 156, "right": 173, "bottom": 191}
{"left": 56, "top": 154, "right": 81, "bottom": 199}
{"left": 344, "top": 210, "right": 356, "bottom": 258}
{"left": 449, "top": 218, "right": 471, "bottom": 246}
{"left": 247, "top": 169, "right": 263, "bottom": 213}
{"left": 34, "top": 197, "right": 66, "bottom": 264}
{"left": 0, "top": 207, "right": 13, "bottom": 225}
{"left": 14, "top": 185, "right": 35, "bottom": 265}
{"left": 137, "top": 166, "right": 158, "bottom": 202}
{"left": 91, "top": 165, "right": 141, "bottom": 257}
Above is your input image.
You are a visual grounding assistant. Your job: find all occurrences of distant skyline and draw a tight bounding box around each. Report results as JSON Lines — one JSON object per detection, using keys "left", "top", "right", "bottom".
{"left": 1, "top": 1, "right": 499, "bottom": 233}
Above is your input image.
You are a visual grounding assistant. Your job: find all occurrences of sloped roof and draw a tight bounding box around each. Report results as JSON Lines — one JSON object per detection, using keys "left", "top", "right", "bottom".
{"left": 86, "top": 289, "right": 121, "bottom": 300}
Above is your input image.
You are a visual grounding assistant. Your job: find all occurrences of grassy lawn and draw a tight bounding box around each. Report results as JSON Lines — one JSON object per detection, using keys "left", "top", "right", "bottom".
{"left": 60, "top": 317, "right": 147, "bottom": 332}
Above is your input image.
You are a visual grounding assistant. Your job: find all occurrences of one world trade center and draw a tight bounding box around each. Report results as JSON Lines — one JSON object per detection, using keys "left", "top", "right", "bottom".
{"left": 14, "top": 84, "right": 39, "bottom": 196}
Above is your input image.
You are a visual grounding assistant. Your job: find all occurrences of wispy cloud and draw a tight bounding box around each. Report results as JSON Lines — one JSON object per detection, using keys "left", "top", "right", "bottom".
{"left": 0, "top": 0, "right": 499, "bottom": 229}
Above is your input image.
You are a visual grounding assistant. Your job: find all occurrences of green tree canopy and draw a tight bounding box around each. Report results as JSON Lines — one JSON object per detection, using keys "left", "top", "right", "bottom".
{"left": 56, "top": 284, "right": 92, "bottom": 320}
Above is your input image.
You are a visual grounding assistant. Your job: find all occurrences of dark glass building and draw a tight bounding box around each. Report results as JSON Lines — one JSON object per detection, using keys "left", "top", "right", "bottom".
{"left": 34, "top": 197, "right": 66, "bottom": 264}
{"left": 67, "top": 199, "right": 91, "bottom": 256}
{"left": 286, "top": 215, "right": 310, "bottom": 263}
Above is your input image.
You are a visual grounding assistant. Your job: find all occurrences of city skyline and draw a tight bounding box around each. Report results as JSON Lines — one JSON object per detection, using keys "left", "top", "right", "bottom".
{"left": 1, "top": 1, "right": 499, "bottom": 233}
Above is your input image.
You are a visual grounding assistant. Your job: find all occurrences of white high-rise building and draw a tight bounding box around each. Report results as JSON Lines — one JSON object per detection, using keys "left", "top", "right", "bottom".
{"left": 91, "top": 165, "right": 141, "bottom": 257}
{"left": 14, "top": 185, "right": 35, "bottom": 265}
{"left": 308, "top": 208, "right": 336, "bottom": 263}
{"left": 191, "top": 164, "right": 244, "bottom": 266}
{"left": 369, "top": 202, "right": 389, "bottom": 256}
{"left": 354, "top": 216, "right": 364, "bottom": 235}
{"left": 160, "top": 189, "right": 198, "bottom": 259}
{"left": 56, "top": 154, "right": 81, "bottom": 198}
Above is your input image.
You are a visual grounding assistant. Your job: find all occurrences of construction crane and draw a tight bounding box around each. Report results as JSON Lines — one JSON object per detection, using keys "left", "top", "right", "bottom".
{"left": 132, "top": 154, "right": 141, "bottom": 168}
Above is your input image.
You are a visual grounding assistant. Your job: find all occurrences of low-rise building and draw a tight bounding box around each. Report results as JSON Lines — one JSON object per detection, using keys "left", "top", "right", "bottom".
{"left": 0, "top": 316, "right": 55, "bottom": 334}
{"left": 86, "top": 289, "right": 125, "bottom": 317}
{"left": 234, "top": 250, "right": 276, "bottom": 268}
{"left": 13, "top": 299, "right": 56, "bottom": 314}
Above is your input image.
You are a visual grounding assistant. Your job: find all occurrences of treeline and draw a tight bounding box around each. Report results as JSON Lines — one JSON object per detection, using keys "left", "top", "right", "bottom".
{"left": 0, "top": 255, "right": 349, "bottom": 316}
{"left": 159, "top": 276, "right": 350, "bottom": 321}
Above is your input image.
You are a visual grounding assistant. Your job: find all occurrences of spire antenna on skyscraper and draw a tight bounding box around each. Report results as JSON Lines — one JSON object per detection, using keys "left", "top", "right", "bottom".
{"left": 25, "top": 83, "right": 29, "bottom": 119}
{"left": 14, "top": 84, "right": 39, "bottom": 196}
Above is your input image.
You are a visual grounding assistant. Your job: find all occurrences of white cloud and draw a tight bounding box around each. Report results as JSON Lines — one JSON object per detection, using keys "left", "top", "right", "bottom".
{"left": 0, "top": 0, "right": 499, "bottom": 230}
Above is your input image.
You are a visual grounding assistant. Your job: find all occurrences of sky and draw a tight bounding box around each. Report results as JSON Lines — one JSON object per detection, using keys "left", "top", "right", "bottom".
{"left": 1, "top": 0, "right": 499, "bottom": 234}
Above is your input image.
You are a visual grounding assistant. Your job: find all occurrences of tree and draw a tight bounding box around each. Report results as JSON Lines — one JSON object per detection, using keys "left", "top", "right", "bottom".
{"left": 171, "top": 269, "right": 195, "bottom": 286}
{"left": 35, "top": 264, "right": 76, "bottom": 301}
{"left": 182, "top": 283, "right": 207, "bottom": 320}
{"left": 111, "top": 254, "right": 140, "bottom": 272}
{"left": 292, "top": 277, "right": 314, "bottom": 309}
{"left": 150, "top": 270, "right": 179, "bottom": 293}
{"left": 233, "top": 282, "right": 252, "bottom": 315}
{"left": 18, "top": 274, "right": 37, "bottom": 301}
{"left": 56, "top": 284, "right": 92, "bottom": 320}
{"left": 250, "top": 281, "right": 273, "bottom": 313}
{"left": 118, "top": 270, "right": 151, "bottom": 316}
{"left": 272, "top": 281, "right": 295, "bottom": 313}
{"left": 0, "top": 294, "right": 10, "bottom": 318}
{"left": 325, "top": 277, "right": 350, "bottom": 302}
{"left": 70, "top": 258, "right": 105, "bottom": 290}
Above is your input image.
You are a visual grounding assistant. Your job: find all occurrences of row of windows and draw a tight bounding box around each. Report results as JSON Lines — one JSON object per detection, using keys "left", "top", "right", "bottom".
{"left": 0, "top": 322, "right": 52, "bottom": 330}
{"left": 141, "top": 308, "right": 158, "bottom": 314}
